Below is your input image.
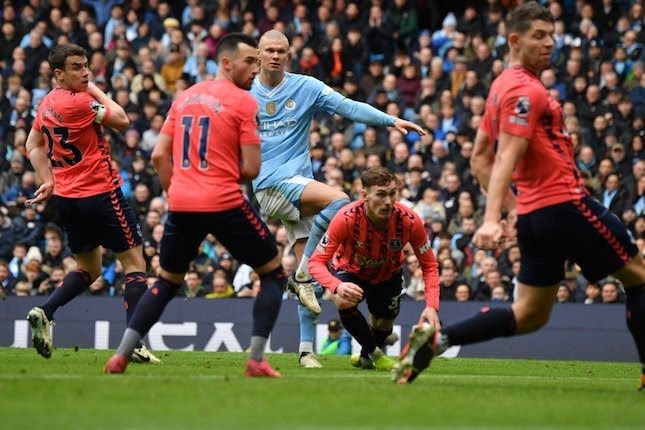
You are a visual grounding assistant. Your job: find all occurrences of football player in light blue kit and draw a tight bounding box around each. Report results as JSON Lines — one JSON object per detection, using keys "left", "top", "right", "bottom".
{"left": 252, "top": 30, "right": 425, "bottom": 368}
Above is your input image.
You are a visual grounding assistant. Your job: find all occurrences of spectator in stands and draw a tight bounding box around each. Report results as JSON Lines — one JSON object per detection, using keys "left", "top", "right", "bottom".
{"left": 0, "top": 260, "right": 14, "bottom": 298}
{"left": 403, "top": 253, "right": 425, "bottom": 301}
{"left": 454, "top": 282, "right": 472, "bottom": 302}
{"left": 584, "top": 282, "right": 603, "bottom": 305}
{"left": 320, "top": 318, "right": 352, "bottom": 355}
{"left": 10, "top": 206, "right": 42, "bottom": 249}
{"left": 555, "top": 283, "right": 573, "bottom": 303}
{"left": 160, "top": 44, "right": 185, "bottom": 94}
{"left": 205, "top": 272, "right": 235, "bottom": 299}
{"left": 181, "top": 269, "right": 207, "bottom": 298}
{"left": 0, "top": 211, "right": 15, "bottom": 261}
{"left": 599, "top": 172, "right": 630, "bottom": 218}
{"left": 601, "top": 280, "right": 625, "bottom": 304}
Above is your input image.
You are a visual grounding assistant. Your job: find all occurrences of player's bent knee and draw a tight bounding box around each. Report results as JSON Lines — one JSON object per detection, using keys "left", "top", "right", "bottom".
{"left": 334, "top": 295, "right": 356, "bottom": 310}
{"left": 371, "top": 318, "right": 395, "bottom": 331}
{"left": 254, "top": 253, "right": 283, "bottom": 276}
{"left": 116, "top": 245, "right": 146, "bottom": 272}
{"left": 513, "top": 308, "right": 550, "bottom": 333}
{"left": 614, "top": 253, "right": 645, "bottom": 288}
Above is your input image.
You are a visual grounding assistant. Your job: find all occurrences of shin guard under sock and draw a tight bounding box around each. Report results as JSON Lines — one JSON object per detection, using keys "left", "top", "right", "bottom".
{"left": 442, "top": 306, "right": 517, "bottom": 346}
{"left": 339, "top": 307, "right": 376, "bottom": 355}
{"left": 127, "top": 276, "right": 180, "bottom": 336}
{"left": 252, "top": 266, "right": 286, "bottom": 338}
{"left": 124, "top": 272, "right": 147, "bottom": 324}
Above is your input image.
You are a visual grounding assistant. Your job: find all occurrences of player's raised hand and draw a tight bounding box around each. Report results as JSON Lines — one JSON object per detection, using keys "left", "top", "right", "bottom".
{"left": 472, "top": 220, "right": 504, "bottom": 250}
{"left": 392, "top": 118, "right": 426, "bottom": 136}
{"left": 25, "top": 181, "right": 54, "bottom": 205}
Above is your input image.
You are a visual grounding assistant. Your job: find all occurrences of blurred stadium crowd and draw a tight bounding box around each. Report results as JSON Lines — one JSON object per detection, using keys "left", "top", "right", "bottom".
{"left": 0, "top": 0, "right": 643, "bottom": 305}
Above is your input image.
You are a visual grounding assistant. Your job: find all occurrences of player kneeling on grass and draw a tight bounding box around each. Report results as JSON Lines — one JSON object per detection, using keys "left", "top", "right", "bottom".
{"left": 308, "top": 167, "right": 441, "bottom": 371}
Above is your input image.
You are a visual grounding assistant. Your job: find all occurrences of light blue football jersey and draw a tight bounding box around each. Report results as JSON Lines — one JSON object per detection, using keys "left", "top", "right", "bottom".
{"left": 250, "top": 72, "right": 345, "bottom": 190}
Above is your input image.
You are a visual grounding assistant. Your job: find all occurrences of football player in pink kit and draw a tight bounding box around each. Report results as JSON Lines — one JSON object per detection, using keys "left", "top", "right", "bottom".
{"left": 309, "top": 167, "right": 440, "bottom": 370}
{"left": 25, "top": 43, "right": 159, "bottom": 364}
{"left": 393, "top": 2, "right": 645, "bottom": 388}
{"left": 104, "top": 33, "right": 287, "bottom": 377}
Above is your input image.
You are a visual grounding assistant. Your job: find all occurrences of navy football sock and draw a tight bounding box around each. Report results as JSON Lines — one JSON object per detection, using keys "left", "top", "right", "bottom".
{"left": 442, "top": 307, "right": 517, "bottom": 346}
{"left": 128, "top": 276, "right": 180, "bottom": 336}
{"left": 339, "top": 307, "right": 376, "bottom": 355}
{"left": 41, "top": 269, "right": 92, "bottom": 321}
{"left": 625, "top": 284, "right": 645, "bottom": 373}
{"left": 252, "top": 266, "right": 286, "bottom": 338}
{"left": 124, "top": 271, "right": 147, "bottom": 324}
{"left": 372, "top": 327, "right": 393, "bottom": 349}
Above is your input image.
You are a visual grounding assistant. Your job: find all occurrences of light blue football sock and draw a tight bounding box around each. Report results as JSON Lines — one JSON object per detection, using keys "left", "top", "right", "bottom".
{"left": 297, "top": 197, "right": 349, "bottom": 282}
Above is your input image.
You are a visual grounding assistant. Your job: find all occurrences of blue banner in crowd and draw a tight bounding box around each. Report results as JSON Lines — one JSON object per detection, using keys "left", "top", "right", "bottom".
{"left": 0, "top": 297, "right": 636, "bottom": 362}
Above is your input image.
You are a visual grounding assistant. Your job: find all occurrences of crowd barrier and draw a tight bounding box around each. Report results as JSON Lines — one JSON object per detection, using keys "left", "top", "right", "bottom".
{"left": 0, "top": 297, "right": 636, "bottom": 362}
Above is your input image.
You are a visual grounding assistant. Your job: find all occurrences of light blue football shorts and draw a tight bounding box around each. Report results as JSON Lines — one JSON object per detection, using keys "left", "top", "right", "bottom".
{"left": 255, "top": 175, "right": 314, "bottom": 246}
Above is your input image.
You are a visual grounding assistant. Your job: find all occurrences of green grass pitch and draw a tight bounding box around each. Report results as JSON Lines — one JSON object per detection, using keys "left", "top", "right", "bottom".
{"left": 1, "top": 347, "right": 642, "bottom": 429}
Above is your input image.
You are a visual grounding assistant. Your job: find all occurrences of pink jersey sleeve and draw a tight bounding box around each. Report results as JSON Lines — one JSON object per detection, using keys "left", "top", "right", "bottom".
{"left": 499, "top": 85, "right": 547, "bottom": 140}
{"left": 70, "top": 91, "right": 103, "bottom": 129}
{"left": 308, "top": 212, "right": 348, "bottom": 294}
{"left": 160, "top": 103, "right": 176, "bottom": 137}
{"left": 410, "top": 214, "right": 440, "bottom": 310}
{"left": 238, "top": 93, "right": 260, "bottom": 146}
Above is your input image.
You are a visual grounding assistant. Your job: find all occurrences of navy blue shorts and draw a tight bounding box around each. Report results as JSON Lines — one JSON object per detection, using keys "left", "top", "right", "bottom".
{"left": 159, "top": 199, "right": 278, "bottom": 274}
{"left": 517, "top": 196, "right": 638, "bottom": 286}
{"left": 54, "top": 188, "right": 142, "bottom": 254}
{"left": 333, "top": 270, "right": 403, "bottom": 320}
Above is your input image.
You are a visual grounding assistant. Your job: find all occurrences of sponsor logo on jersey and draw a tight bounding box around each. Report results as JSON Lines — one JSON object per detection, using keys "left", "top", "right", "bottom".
{"left": 259, "top": 118, "right": 298, "bottom": 137}
{"left": 388, "top": 238, "right": 403, "bottom": 251}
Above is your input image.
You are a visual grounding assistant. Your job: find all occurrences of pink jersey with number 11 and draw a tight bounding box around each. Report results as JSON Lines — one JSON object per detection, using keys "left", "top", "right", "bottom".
{"left": 160, "top": 79, "right": 260, "bottom": 212}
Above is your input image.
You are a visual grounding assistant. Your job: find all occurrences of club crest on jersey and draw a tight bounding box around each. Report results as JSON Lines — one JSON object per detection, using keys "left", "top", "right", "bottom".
{"left": 515, "top": 96, "right": 530, "bottom": 117}
{"left": 388, "top": 238, "right": 403, "bottom": 251}
{"left": 265, "top": 102, "right": 276, "bottom": 116}
{"left": 284, "top": 99, "right": 296, "bottom": 110}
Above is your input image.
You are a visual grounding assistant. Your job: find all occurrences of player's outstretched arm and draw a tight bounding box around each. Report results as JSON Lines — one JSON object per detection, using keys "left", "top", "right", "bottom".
{"left": 86, "top": 81, "right": 129, "bottom": 131}
{"left": 335, "top": 98, "right": 425, "bottom": 136}
{"left": 391, "top": 118, "right": 426, "bottom": 136}
{"left": 24, "top": 128, "right": 54, "bottom": 205}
